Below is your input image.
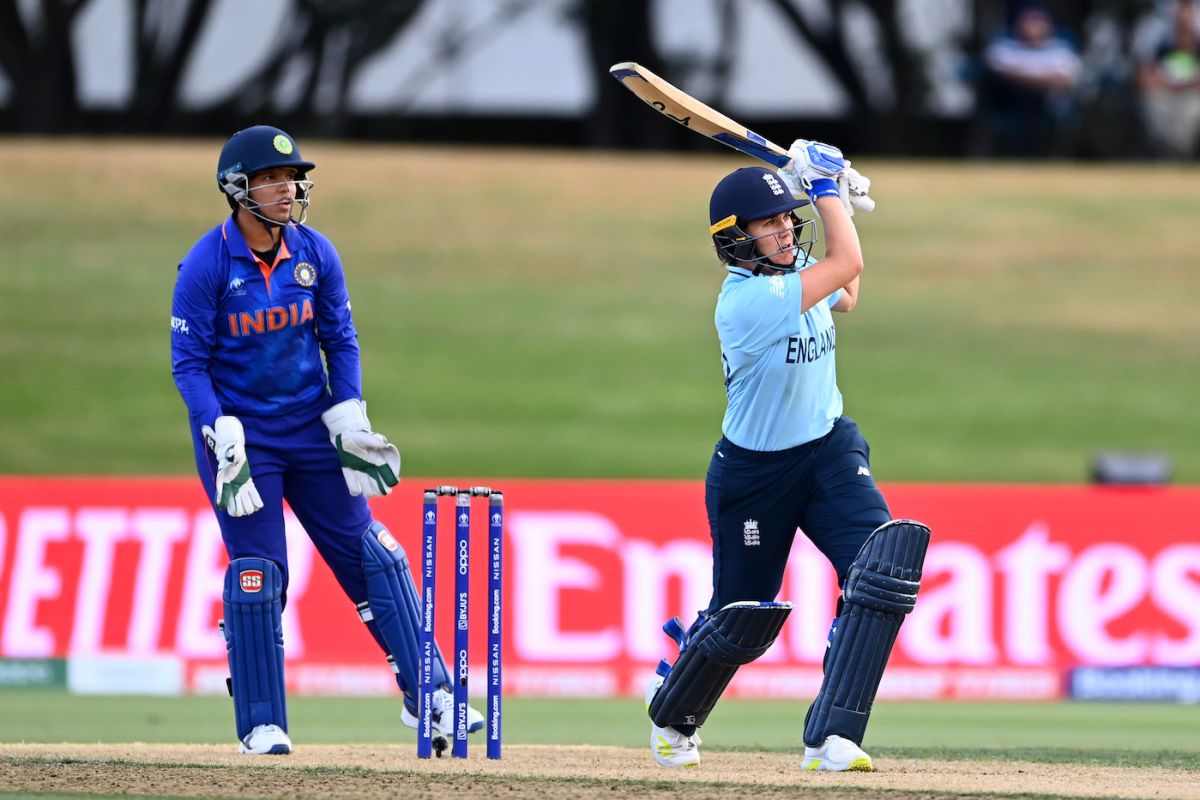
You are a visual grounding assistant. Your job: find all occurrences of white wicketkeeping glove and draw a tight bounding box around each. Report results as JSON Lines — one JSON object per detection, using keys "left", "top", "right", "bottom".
{"left": 838, "top": 161, "right": 876, "bottom": 217}
{"left": 321, "top": 399, "right": 401, "bottom": 498}
{"left": 779, "top": 139, "right": 846, "bottom": 202}
{"left": 201, "top": 416, "right": 264, "bottom": 517}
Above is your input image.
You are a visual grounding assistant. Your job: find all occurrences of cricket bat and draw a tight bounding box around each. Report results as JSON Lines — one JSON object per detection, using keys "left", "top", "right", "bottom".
{"left": 608, "top": 61, "right": 790, "bottom": 168}
{"left": 610, "top": 61, "right": 875, "bottom": 213}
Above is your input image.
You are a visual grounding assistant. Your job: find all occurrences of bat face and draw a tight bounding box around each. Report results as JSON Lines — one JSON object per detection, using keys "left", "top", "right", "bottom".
{"left": 609, "top": 62, "right": 790, "bottom": 168}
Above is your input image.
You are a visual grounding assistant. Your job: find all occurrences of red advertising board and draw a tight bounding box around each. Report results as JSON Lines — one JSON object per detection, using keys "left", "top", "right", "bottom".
{"left": 0, "top": 478, "right": 1197, "bottom": 700}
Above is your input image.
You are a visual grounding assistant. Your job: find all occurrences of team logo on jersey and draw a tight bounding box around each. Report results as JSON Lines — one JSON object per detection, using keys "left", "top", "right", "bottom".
{"left": 377, "top": 528, "right": 400, "bottom": 552}
{"left": 743, "top": 519, "right": 761, "bottom": 547}
{"left": 769, "top": 275, "right": 786, "bottom": 298}
{"left": 761, "top": 173, "right": 785, "bottom": 196}
{"left": 294, "top": 261, "right": 316, "bottom": 287}
{"left": 857, "top": 465, "right": 871, "bottom": 477}
{"left": 240, "top": 570, "right": 264, "bottom": 592}
{"left": 273, "top": 134, "right": 294, "bottom": 155}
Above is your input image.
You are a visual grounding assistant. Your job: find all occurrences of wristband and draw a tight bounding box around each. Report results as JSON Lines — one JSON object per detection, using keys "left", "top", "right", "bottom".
{"left": 806, "top": 178, "right": 840, "bottom": 202}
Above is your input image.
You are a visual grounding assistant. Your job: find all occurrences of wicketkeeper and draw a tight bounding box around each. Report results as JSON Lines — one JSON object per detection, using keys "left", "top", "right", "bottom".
{"left": 171, "top": 125, "right": 483, "bottom": 755}
{"left": 644, "top": 142, "right": 930, "bottom": 770}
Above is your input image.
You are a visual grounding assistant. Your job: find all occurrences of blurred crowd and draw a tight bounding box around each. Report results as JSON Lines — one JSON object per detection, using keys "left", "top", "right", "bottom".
{"left": 973, "top": 0, "right": 1200, "bottom": 159}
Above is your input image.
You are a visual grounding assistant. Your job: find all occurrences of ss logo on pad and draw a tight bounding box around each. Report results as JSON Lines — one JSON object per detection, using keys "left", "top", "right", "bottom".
{"left": 240, "top": 570, "right": 264, "bottom": 592}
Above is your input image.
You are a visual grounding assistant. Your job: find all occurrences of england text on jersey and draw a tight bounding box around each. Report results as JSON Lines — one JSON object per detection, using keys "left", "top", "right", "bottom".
{"left": 785, "top": 325, "right": 836, "bottom": 364}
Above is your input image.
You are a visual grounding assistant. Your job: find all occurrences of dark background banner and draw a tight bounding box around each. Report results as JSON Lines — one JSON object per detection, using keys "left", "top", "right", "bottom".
{"left": 0, "top": 0, "right": 1173, "bottom": 158}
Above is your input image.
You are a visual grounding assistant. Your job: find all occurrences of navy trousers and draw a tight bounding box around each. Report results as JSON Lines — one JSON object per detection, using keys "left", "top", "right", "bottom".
{"left": 191, "top": 409, "right": 373, "bottom": 601}
{"left": 703, "top": 416, "right": 891, "bottom": 613}
{"left": 191, "top": 409, "right": 410, "bottom": 687}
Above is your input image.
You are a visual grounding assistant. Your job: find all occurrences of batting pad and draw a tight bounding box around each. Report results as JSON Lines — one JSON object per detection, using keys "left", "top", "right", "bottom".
{"left": 649, "top": 601, "right": 792, "bottom": 729}
{"left": 803, "top": 519, "right": 931, "bottom": 747}
{"left": 359, "top": 521, "right": 450, "bottom": 695}
{"left": 222, "top": 557, "right": 287, "bottom": 742}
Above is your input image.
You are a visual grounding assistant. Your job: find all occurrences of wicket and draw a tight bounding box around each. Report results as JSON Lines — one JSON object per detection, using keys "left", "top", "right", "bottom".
{"left": 419, "top": 485, "right": 503, "bottom": 759}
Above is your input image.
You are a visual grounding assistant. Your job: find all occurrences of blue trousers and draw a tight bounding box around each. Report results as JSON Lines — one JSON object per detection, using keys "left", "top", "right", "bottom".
{"left": 192, "top": 410, "right": 373, "bottom": 599}
{"left": 703, "top": 416, "right": 891, "bottom": 613}
{"left": 191, "top": 409, "right": 403, "bottom": 684}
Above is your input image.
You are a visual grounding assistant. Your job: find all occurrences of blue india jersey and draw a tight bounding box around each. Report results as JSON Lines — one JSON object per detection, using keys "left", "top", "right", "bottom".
{"left": 716, "top": 261, "right": 843, "bottom": 451}
{"left": 171, "top": 215, "right": 361, "bottom": 427}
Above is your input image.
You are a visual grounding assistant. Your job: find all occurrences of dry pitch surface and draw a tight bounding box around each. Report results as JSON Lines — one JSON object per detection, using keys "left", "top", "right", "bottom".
{"left": 1, "top": 744, "right": 1191, "bottom": 800}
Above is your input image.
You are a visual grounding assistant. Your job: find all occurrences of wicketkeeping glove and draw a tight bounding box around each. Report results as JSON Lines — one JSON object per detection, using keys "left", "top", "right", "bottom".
{"left": 781, "top": 139, "right": 846, "bottom": 202}
{"left": 321, "top": 399, "right": 401, "bottom": 498}
{"left": 201, "top": 416, "right": 264, "bottom": 517}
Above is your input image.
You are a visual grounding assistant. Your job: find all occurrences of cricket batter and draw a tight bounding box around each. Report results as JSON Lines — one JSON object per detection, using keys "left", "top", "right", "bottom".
{"left": 171, "top": 125, "right": 482, "bottom": 754}
{"left": 644, "top": 141, "right": 930, "bottom": 770}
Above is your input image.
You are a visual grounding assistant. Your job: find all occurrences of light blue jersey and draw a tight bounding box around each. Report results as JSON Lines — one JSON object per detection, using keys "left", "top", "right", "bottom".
{"left": 716, "top": 263, "right": 843, "bottom": 451}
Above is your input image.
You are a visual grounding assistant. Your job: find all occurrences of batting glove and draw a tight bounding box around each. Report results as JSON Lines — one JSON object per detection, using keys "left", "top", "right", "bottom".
{"left": 201, "top": 416, "right": 264, "bottom": 517}
{"left": 837, "top": 162, "right": 876, "bottom": 217}
{"left": 321, "top": 399, "right": 401, "bottom": 498}
{"left": 783, "top": 139, "right": 845, "bottom": 203}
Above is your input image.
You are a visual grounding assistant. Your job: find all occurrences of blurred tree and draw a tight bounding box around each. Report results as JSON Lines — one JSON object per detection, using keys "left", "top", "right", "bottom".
{"left": 0, "top": 0, "right": 1174, "bottom": 159}
{"left": 764, "top": 0, "right": 870, "bottom": 112}
{"left": 0, "top": 0, "right": 88, "bottom": 131}
{"left": 579, "top": 0, "right": 666, "bottom": 148}
{"left": 212, "top": 0, "right": 426, "bottom": 133}
{"left": 0, "top": 0, "right": 427, "bottom": 133}
{"left": 601, "top": 0, "right": 963, "bottom": 155}
{"left": 130, "top": 0, "right": 213, "bottom": 124}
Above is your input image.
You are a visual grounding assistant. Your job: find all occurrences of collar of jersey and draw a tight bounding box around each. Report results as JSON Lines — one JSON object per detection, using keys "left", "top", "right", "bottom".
{"left": 726, "top": 265, "right": 755, "bottom": 278}
{"left": 221, "top": 212, "right": 298, "bottom": 263}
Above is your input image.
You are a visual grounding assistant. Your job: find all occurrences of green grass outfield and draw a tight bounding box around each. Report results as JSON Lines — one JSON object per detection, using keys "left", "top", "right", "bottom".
{"left": 2, "top": 691, "right": 1197, "bottom": 769}
{"left": 0, "top": 140, "right": 1197, "bottom": 482}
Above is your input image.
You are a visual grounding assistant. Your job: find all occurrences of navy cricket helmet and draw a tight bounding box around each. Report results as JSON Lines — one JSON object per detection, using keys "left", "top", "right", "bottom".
{"left": 708, "top": 166, "right": 814, "bottom": 271}
{"left": 216, "top": 125, "right": 316, "bottom": 224}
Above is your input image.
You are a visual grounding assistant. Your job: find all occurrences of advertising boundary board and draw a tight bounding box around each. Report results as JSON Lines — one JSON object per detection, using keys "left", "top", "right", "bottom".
{"left": 1, "top": 478, "right": 1196, "bottom": 700}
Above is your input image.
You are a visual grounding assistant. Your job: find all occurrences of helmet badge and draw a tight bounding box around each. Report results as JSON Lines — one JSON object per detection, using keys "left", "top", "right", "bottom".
{"left": 273, "top": 134, "right": 294, "bottom": 155}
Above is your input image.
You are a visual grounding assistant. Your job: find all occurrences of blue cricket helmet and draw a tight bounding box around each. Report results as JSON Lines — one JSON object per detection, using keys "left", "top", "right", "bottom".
{"left": 709, "top": 166, "right": 813, "bottom": 270}
{"left": 217, "top": 125, "right": 315, "bottom": 189}
{"left": 216, "top": 125, "right": 316, "bottom": 223}
{"left": 709, "top": 166, "right": 806, "bottom": 229}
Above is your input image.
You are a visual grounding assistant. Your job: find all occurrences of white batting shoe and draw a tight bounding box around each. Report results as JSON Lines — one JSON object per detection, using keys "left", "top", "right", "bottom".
{"left": 802, "top": 734, "right": 873, "bottom": 772}
{"left": 401, "top": 688, "right": 484, "bottom": 736}
{"left": 238, "top": 723, "right": 292, "bottom": 755}
{"left": 651, "top": 723, "right": 701, "bottom": 768}
{"left": 645, "top": 671, "right": 700, "bottom": 768}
